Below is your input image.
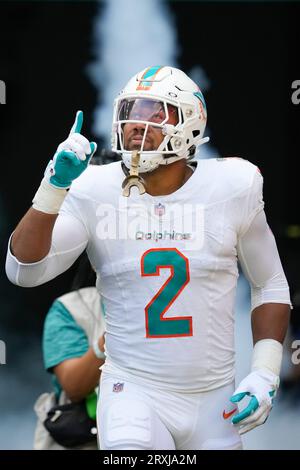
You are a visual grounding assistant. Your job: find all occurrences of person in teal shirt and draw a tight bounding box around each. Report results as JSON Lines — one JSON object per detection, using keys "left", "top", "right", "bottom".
{"left": 34, "top": 254, "right": 106, "bottom": 450}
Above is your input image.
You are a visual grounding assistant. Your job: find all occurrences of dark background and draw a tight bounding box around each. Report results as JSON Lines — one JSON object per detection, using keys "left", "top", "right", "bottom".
{"left": 0, "top": 0, "right": 299, "bottom": 448}
{"left": 1, "top": 1, "right": 299, "bottom": 329}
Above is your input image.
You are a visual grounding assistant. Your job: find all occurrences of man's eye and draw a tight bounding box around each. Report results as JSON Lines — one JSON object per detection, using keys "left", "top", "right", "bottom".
{"left": 152, "top": 111, "right": 164, "bottom": 121}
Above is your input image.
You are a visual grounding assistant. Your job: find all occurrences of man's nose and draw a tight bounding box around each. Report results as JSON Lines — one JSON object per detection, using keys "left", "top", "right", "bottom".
{"left": 133, "top": 121, "right": 146, "bottom": 132}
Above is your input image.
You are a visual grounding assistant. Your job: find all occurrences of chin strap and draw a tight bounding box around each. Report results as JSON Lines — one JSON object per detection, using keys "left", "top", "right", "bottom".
{"left": 121, "top": 151, "right": 147, "bottom": 197}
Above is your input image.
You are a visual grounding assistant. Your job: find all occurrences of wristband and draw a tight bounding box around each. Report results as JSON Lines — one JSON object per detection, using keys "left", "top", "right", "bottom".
{"left": 251, "top": 338, "right": 283, "bottom": 376}
{"left": 32, "top": 178, "right": 67, "bottom": 214}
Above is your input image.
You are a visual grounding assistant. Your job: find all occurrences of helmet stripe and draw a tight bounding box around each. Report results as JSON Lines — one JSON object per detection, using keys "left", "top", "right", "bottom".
{"left": 193, "top": 91, "right": 207, "bottom": 110}
{"left": 137, "top": 65, "right": 164, "bottom": 91}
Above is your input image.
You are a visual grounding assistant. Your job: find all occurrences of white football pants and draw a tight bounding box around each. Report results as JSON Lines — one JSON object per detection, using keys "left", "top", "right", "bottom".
{"left": 98, "top": 373, "right": 242, "bottom": 450}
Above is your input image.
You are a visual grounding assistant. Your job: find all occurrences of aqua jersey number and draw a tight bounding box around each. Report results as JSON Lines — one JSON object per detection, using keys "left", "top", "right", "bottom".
{"left": 141, "top": 248, "right": 192, "bottom": 338}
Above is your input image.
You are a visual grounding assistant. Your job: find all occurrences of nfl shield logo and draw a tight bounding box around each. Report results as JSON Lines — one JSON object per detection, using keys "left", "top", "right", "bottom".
{"left": 154, "top": 203, "right": 165, "bottom": 217}
{"left": 113, "top": 382, "right": 124, "bottom": 393}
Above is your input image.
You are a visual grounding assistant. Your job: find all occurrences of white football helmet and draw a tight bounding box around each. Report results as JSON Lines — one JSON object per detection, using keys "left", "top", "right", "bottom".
{"left": 112, "top": 66, "right": 208, "bottom": 173}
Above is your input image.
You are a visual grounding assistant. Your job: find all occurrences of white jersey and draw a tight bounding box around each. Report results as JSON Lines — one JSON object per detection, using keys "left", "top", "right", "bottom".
{"left": 6, "top": 158, "right": 291, "bottom": 392}
{"left": 60, "top": 158, "right": 263, "bottom": 392}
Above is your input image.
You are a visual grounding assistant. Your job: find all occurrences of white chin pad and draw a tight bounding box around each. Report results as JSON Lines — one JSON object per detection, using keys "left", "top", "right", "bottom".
{"left": 122, "top": 151, "right": 163, "bottom": 173}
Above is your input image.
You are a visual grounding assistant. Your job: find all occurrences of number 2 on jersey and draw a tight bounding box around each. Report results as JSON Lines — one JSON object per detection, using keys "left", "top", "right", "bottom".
{"left": 141, "top": 248, "right": 192, "bottom": 338}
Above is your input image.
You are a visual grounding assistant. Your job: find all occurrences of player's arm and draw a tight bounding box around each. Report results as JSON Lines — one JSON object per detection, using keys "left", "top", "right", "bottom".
{"left": 252, "top": 303, "right": 290, "bottom": 345}
{"left": 11, "top": 208, "right": 58, "bottom": 263}
{"left": 6, "top": 111, "right": 96, "bottom": 286}
{"left": 232, "top": 208, "right": 291, "bottom": 434}
{"left": 239, "top": 208, "right": 290, "bottom": 344}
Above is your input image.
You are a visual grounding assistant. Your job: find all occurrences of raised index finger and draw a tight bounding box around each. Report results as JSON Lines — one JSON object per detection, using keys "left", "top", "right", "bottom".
{"left": 69, "top": 110, "right": 83, "bottom": 135}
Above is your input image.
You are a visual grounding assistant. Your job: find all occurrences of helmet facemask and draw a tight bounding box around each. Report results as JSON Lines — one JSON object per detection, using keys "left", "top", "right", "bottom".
{"left": 112, "top": 66, "right": 209, "bottom": 181}
{"left": 113, "top": 96, "right": 186, "bottom": 172}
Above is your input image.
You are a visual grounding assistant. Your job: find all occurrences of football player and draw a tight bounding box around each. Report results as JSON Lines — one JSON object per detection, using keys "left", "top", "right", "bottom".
{"left": 6, "top": 66, "right": 290, "bottom": 449}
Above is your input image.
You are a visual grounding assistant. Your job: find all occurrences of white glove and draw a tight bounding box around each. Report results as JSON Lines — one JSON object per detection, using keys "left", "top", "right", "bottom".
{"left": 32, "top": 111, "right": 97, "bottom": 214}
{"left": 45, "top": 110, "right": 97, "bottom": 189}
{"left": 230, "top": 368, "right": 279, "bottom": 435}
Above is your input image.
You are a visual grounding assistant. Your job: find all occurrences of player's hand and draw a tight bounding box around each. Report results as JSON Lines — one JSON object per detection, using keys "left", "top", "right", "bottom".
{"left": 230, "top": 369, "right": 279, "bottom": 435}
{"left": 45, "top": 111, "right": 97, "bottom": 189}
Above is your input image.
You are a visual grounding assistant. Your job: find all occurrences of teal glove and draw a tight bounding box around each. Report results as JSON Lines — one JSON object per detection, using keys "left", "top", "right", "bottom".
{"left": 45, "top": 110, "right": 97, "bottom": 189}
{"left": 230, "top": 369, "right": 279, "bottom": 435}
